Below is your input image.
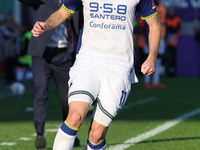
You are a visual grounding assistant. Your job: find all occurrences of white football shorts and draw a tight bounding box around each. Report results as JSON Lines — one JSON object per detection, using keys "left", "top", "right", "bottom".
{"left": 68, "top": 50, "right": 133, "bottom": 126}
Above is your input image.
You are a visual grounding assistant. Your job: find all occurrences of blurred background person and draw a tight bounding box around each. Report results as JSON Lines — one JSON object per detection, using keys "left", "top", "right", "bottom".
{"left": 135, "top": 18, "right": 146, "bottom": 77}
{"left": 143, "top": 0, "right": 167, "bottom": 88}
{"left": 193, "top": 8, "right": 200, "bottom": 76}
{"left": 0, "top": 14, "right": 6, "bottom": 78}
{"left": 0, "top": 11, "right": 32, "bottom": 99}
{"left": 2, "top": 12, "right": 20, "bottom": 85}
{"left": 165, "top": 7, "right": 182, "bottom": 77}
{"left": 15, "top": 22, "right": 33, "bottom": 84}
{"left": 18, "top": 0, "right": 80, "bottom": 149}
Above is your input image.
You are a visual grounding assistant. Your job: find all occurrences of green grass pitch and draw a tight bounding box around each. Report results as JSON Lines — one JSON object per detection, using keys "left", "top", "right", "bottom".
{"left": 0, "top": 76, "right": 200, "bottom": 150}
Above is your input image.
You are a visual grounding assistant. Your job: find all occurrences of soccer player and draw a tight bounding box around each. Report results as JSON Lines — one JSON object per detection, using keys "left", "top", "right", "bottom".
{"left": 31, "top": 0, "right": 161, "bottom": 149}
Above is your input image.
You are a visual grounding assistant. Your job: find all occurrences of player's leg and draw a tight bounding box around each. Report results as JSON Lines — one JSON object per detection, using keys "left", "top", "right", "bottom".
{"left": 84, "top": 102, "right": 111, "bottom": 150}
{"left": 53, "top": 66, "right": 100, "bottom": 150}
{"left": 52, "top": 52, "right": 81, "bottom": 146}
{"left": 84, "top": 119, "right": 107, "bottom": 150}
{"left": 53, "top": 101, "right": 90, "bottom": 150}
{"left": 83, "top": 67, "right": 132, "bottom": 150}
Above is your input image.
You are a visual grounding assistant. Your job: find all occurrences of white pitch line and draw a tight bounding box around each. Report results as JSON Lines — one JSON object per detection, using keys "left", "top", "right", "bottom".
{"left": 46, "top": 129, "right": 59, "bottom": 132}
{"left": 19, "top": 137, "right": 32, "bottom": 141}
{"left": 0, "top": 142, "right": 16, "bottom": 146}
{"left": 107, "top": 107, "right": 200, "bottom": 150}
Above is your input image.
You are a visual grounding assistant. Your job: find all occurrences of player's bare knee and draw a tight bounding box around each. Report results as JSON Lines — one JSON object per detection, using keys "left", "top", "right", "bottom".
{"left": 68, "top": 112, "right": 82, "bottom": 127}
{"left": 89, "top": 129, "right": 105, "bottom": 144}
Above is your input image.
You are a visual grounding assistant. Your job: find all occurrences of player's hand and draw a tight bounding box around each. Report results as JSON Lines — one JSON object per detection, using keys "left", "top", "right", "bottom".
{"left": 31, "top": 21, "right": 47, "bottom": 37}
{"left": 141, "top": 59, "right": 156, "bottom": 75}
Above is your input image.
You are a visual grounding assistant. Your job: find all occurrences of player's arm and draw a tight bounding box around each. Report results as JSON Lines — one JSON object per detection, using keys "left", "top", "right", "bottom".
{"left": 31, "top": 6, "right": 73, "bottom": 37}
{"left": 141, "top": 15, "right": 161, "bottom": 75}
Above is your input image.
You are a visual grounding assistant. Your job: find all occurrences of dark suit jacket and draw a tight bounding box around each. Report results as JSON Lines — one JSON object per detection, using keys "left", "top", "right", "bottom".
{"left": 27, "top": 0, "right": 77, "bottom": 58}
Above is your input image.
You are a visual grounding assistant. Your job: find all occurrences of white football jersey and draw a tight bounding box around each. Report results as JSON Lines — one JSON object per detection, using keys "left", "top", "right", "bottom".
{"left": 63, "top": 0, "right": 157, "bottom": 70}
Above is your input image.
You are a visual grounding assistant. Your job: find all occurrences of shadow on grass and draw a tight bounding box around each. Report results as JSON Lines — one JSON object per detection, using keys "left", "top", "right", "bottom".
{"left": 139, "top": 136, "right": 200, "bottom": 144}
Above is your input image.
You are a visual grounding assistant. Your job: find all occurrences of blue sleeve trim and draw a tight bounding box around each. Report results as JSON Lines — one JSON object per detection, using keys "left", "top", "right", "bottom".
{"left": 141, "top": 11, "right": 158, "bottom": 20}
{"left": 63, "top": 0, "right": 81, "bottom": 12}
{"left": 76, "top": 26, "right": 83, "bottom": 54}
{"left": 137, "top": 0, "right": 157, "bottom": 19}
{"left": 62, "top": 4, "right": 76, "bottom": 14}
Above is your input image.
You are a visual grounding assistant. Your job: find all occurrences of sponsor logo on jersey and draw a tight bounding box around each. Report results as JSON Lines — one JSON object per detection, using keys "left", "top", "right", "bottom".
{"left": 89, "top": 2, "right": 127, "bottom": 21}
{"left": 89, "top": 2, "right": 127, "bottom": 30}
{"left": 90, "top": 13, "right": 126, "bottom": 21}
{"left": 90, "top": 21, "right": 126, "bottom": 30}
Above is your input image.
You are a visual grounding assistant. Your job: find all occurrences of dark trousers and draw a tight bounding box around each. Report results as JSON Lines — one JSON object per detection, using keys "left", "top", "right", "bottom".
{"left": 32, "top": 49, "right": 74, "bottom": 136}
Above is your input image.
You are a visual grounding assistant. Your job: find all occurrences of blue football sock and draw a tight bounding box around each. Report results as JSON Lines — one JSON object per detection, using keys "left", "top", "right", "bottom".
{"left": 84, "top": 139, "right": 106, "bottom": 150}
{"left": 53, "top": 121, "right": 79, "bottom": 150}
